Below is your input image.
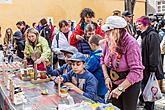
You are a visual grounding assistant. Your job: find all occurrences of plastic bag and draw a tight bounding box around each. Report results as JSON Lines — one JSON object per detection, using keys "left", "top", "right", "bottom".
{"left": 143, "top": 72, "right": 162, "bottom": 102}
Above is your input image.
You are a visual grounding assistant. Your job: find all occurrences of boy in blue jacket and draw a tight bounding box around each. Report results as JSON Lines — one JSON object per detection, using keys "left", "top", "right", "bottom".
{"left": 46, "top": 46, "right": 78, "bottom": 76}
{"left": 86, "top": 34, "right": 108, "bottom": 99}
{"left": 54, "top": 52, "right": 98, "bottom": 101}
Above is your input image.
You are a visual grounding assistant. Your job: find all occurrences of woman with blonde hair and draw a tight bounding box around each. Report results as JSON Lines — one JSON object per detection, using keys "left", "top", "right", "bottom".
{"left": 101, "top": 16, "right": 144, "bottom": 110}
{"left": 4, "top": 28, "right": 13, "bottom": 46}
{"left": 24, "top": 28, "right": 51, "bottom": 71}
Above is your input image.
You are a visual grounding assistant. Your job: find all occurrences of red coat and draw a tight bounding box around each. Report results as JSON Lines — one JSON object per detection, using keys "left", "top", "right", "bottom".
{"left": 70, "top": 21, "right": 105, "bottom": 47}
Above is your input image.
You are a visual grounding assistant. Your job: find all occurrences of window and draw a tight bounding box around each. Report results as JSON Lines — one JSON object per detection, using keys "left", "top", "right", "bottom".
{"left": 156, "top": 0, "right": 165, "bottom": 13}
{"left": 162, "top": 5, "right": 165, "bottom": 9}
{"left": 157, "top": 1, "right": 161, "bottom": 5}
{"left": 163, "top": 1, "right": 165, "bottom": 4}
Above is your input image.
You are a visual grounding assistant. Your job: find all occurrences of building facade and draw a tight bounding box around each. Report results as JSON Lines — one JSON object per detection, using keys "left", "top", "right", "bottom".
{"left": 0, "top": 0, "right": 145, "bottom": 43}
{"left": 147, "top": 0, "right": 165, "bottom": 14}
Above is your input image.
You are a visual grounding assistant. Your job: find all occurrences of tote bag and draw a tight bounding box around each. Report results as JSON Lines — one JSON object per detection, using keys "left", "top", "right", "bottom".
{"left": 143, "top": 72, "right": 162, "bottom": 102}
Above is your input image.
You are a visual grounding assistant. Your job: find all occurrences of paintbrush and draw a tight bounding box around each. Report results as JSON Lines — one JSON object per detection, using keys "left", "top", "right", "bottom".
{"left": 58, "top": 75, "right": 61, "bottom": 96}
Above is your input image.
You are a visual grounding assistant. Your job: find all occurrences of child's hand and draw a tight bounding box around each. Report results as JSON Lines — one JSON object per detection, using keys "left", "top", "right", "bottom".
{"left": 34, "top": 58, "right": 42, "bottom": 64}
{"left": 64, "top": 82, "right": 75, "bottom": 88}
{"left": 54, "top": 76, "right": 64, "bottom": 84}
{"left": 64, "top": 82, "right": 84, "bottom": 94}
{"left": 43, "top": 58, "right": 51, "bottom": 67}
{"left": 34, "top": 57, "right": 47, "bottom": 64}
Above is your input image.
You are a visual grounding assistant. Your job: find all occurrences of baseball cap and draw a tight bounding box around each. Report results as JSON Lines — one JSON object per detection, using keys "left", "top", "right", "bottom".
{"left": 101, "top": 16, "right": 127, "bottom": 32}
{"left": 60, "top": 46, "right": 78, "bottom": 54}
{"left": 122, "top": 11, "right": 134, "bottom": 17}
{"left": 68, "top": 52, "right": 86, "bottom": 62}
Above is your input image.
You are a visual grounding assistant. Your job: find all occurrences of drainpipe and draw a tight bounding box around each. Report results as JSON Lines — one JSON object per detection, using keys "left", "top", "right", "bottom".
{"left": 145, "top": 0, "right": 148, "bottom": 16}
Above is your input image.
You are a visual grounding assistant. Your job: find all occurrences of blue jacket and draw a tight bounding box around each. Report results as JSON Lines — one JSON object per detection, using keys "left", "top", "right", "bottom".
{"left": 86, "top": 50, "right": 108, "bottom": 97}
{"left": 61, "top": 70, "right": 98, "bottom": 101}
{"left": 46, "top": 64, "right": 72, "bottom": 76}
{"left": 159, "top": 29, "right": 165, "bottom": 42}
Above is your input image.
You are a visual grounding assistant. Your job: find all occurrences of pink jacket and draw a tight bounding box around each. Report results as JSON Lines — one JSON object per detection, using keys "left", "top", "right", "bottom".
{"left": 101, "top": 32, "right": 144, "bottom": 85}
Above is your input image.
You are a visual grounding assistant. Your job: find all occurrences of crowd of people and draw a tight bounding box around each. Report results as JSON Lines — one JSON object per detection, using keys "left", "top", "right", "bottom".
{"left": 1, "top": 8, "right": 165, "bottom": 110}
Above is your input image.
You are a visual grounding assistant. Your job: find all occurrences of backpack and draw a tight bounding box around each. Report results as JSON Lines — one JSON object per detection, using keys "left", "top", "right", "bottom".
{"left": 41, "top": 26, "right": 52, "bottom": 47}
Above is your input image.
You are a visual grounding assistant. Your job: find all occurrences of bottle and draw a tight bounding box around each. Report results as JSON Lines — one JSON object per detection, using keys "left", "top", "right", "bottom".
{"left": 67, "top": 94, "right": 74, "bottom": 105}
{"left": 105, "top": 90, "right": 110, "bottom": 103}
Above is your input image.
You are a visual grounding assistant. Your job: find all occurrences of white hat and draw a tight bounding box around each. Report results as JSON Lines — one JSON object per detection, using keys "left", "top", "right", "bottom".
{"left": 101, "top": 16, "right": 127, "bottom": 32}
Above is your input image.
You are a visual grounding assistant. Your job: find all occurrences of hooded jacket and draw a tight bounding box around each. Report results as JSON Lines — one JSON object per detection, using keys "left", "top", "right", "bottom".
{"left": 86, "top": 50, "right": 108, "bottom": 97}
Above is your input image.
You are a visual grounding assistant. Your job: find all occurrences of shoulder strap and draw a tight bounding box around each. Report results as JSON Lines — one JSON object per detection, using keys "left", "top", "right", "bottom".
{"left": 56, "top": 33, "right": 60, "bottom": 48}
{"left": 43, "top": 27, "right": 46, "bottom": 38}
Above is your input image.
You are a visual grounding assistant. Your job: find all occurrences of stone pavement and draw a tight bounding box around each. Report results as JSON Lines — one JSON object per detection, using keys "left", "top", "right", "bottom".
{"left": 155, "top": 79, "right": 165, "bottom": 110}
{"left": 155, "top": 94, "right": 165, "bottom": 110}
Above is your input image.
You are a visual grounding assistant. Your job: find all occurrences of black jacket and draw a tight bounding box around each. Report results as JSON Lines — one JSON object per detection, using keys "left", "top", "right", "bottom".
{"left": 40, "top": 25, "right": 52, "bottom": 47}
{"left": 141, "top": 27, "right": 164, "bottom": 83}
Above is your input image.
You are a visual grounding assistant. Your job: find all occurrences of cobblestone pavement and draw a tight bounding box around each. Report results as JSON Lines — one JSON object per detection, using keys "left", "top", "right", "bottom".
{"left": 155, "top": 94, "right": 165, "bottom": 110}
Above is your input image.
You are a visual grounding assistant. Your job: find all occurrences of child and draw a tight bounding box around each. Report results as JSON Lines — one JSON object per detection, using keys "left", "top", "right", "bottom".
{"left": 86, "top": 34, "right": 108, "bottom": 99}
{"left": 54, "top": 52, "right": 98, "bottom": 101}
{"left": 46, "top": 46, "right": 78, "bottom": 76}
{"left": 77, "top": 24, "right": 95, "bottom": 56}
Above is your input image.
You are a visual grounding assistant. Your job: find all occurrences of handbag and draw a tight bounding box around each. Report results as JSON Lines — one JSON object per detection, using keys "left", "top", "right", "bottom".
{"left": 143, "top": 72, "right": 162, "bottom": 102}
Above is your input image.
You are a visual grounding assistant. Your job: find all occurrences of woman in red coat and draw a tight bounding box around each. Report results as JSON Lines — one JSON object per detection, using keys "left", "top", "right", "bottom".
{"left": 70, "top": 8, "right": 105, "bottom": 47}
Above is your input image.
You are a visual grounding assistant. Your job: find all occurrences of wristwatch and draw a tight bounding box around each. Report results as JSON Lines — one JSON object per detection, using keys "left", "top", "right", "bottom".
{"left": 118, "top": 86, "right": 125, "bottom": 92}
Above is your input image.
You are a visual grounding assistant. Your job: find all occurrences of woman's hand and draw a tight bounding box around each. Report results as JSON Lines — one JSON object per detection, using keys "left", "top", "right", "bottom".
{"left": 105, "top": 77, "right": 112, "bottom": 91}
{"left": 109, "top": 87, "right": 122, "bottom": 99}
